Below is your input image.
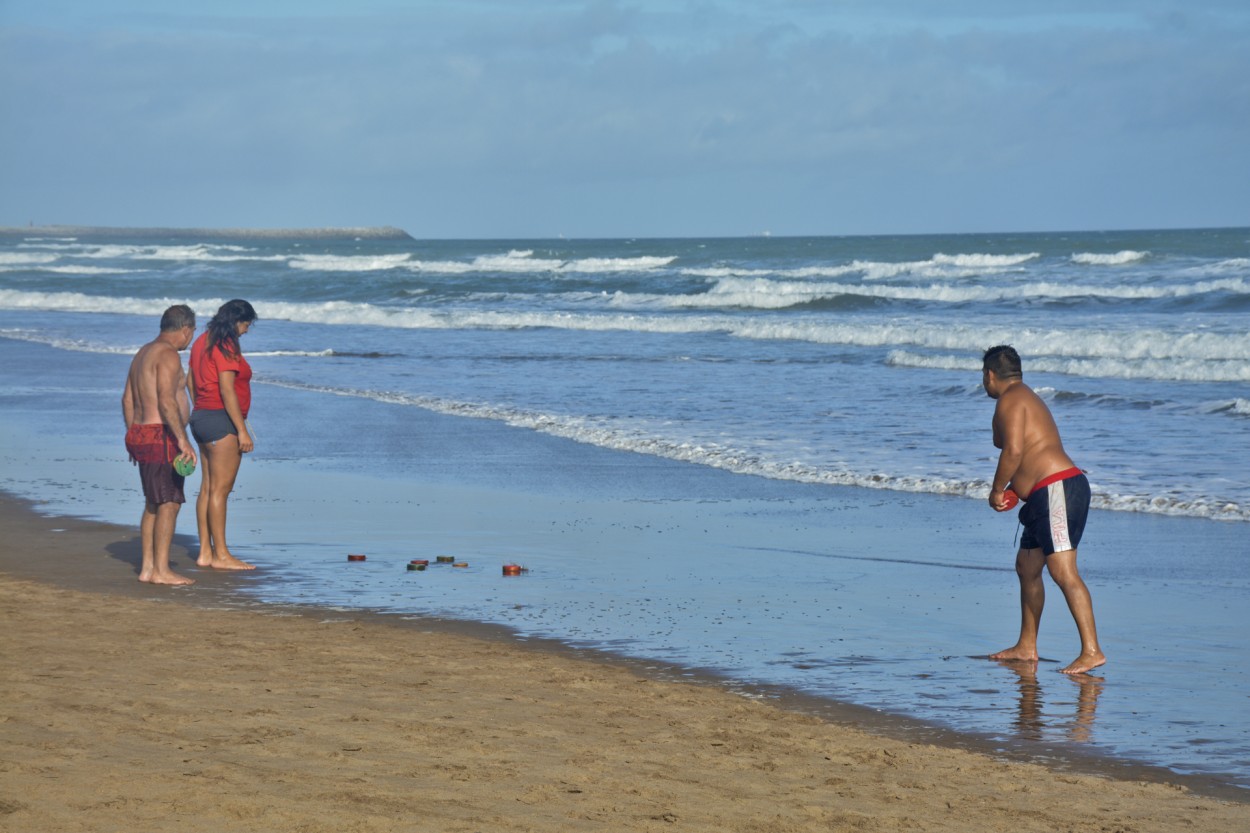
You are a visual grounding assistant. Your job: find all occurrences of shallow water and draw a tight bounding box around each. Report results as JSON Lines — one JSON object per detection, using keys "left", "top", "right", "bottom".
{"left": 2, "top": 342, "right": 1247, "bottom": 790}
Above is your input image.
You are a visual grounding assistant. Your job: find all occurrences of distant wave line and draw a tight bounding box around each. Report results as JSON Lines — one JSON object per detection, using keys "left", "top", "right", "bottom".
{"left": 3, "top": 290, "right": 1247, "bottom": 368}
{"left": 1070, "top": 250, "right": 1150, "bottom": 265}
{"left": 641, "top": 276, "right": 1250, "bottom": 310}
{"left": 886, "top": 350, "right": 1250, "bottom": 383}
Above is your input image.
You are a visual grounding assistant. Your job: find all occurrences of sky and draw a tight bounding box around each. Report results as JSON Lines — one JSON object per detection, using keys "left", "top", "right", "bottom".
{"left": 2, "top": 1, "right": 1248, "bottom": 238}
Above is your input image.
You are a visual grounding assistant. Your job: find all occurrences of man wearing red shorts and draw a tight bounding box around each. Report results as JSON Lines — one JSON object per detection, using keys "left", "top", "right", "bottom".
{"left": 122, "top": 305, "right": 198, "bottom": 585}
{"left": 983, "top": 345, "right": 1106, "bottom": 675}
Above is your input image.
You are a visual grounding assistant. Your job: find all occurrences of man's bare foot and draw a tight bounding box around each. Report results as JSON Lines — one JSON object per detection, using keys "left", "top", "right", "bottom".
{"left": 196, "top": 550, "right": 214, "bottom": 568}
{"left": 140, "top": 570, "right": 195, "bottom": 586}
{"left": 209, "top": 552, "right": 256, "bottom": 570}
{"left": 989, "top": 645, "right": 1039, "bottom": 662}
{"left": 1059, "top": 651, "right": 1106, "bottom": 675}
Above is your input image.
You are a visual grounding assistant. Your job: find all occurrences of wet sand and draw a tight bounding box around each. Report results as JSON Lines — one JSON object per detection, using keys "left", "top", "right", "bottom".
{"left": 2, "top": 492, "right": 1247, "bottom": 832}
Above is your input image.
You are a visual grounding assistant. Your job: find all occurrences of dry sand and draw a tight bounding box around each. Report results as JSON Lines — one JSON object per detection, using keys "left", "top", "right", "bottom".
{"left": 2, "top": 493, "right": 1246, "bottom": 832}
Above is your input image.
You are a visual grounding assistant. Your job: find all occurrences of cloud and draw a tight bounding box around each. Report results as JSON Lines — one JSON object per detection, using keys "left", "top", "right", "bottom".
{"left": 2, "top": 1, "right": 1247, "bottom": 235}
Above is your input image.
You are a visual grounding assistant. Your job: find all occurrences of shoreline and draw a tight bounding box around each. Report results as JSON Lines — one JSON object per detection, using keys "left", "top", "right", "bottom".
{"left": 3, "top": 489, "right": 1247, "bottom": 821}
{"left": 2, "top": 338, "right": 1248, "bottom": 796}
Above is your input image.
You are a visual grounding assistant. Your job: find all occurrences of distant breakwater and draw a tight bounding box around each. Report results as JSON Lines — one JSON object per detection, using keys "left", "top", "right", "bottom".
{"left": 0, "top": 225, "right": 414, "bottom": 241}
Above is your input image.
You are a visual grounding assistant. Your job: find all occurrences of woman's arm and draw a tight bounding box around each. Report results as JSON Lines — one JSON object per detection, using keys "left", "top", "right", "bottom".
{"left": 217, "top": 369, "right": 254, "bottom": 453}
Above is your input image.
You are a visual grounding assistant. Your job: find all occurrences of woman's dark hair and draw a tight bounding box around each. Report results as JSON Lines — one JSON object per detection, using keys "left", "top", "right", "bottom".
{"left": 205, "top": 299, "right": 257, "bottom": 358}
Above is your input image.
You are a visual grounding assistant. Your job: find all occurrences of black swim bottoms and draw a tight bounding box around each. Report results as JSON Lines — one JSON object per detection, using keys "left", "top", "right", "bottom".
{"left": 190, "top": 409, "right": 238, "bottom": 445}
{"left": 1018, "top": 471, "right": 1090, "bottom": 556}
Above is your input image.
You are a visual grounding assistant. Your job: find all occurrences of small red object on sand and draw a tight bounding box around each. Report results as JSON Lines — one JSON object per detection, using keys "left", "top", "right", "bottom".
{"left": 347, "top": 553, "right": 367, "bottom": 562}
{"left": 502, "top": 564, "right": 523, "bottom": 576}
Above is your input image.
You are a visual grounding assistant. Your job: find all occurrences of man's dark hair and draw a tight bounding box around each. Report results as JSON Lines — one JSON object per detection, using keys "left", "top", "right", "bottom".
{"left": 983, "top": 344, "right": 1022, "bottom": 379}
{"left": 160, "top": 304, "right": 196, "bottom": 332}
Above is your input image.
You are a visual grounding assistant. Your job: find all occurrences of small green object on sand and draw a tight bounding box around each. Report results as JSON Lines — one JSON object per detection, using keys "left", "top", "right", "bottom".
{"left": 173, "top": 457, "right": 196, "bottom": 477}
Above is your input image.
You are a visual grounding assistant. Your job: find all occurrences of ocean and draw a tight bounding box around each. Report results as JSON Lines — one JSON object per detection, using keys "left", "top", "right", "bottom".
{"left": 1, "top": 227, "right": 1247, "bottom": 791}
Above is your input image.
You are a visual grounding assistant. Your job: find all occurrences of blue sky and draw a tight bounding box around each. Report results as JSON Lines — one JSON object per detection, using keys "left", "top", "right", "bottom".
{"left": 2, "top": 1, "right": 1247, "bottom": 237}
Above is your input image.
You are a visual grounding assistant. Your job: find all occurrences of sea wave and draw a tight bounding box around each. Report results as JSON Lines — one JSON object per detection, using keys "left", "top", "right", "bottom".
{"left": 4, "top": 289, "right": 1247, "bottom": 374}
{"left": 10, "top": 241, "right": 282, "bottom": 264}
{"left": 261, "top": 378, "right": 1247, "bottom": 522}
{"left": 0, "top": 328, "right": 397, "bottom": 361}
{"left": 0, "top": 328, "right": 133, "bottom": 355}
{"left": 0, "top": 252, "right": 60, "bottom": 267}
{"left": 289, "top": 253, "right": 417, "bottom": 272}
{"left": 886, "top": 350, "right": 1250, "bottom": 383}
{"left": 630, "top": 276, "right": 1250, "bottom": 310}
{"left": 0, "top": 289, "right": 234, "bottom": 319}
{"left": 1071, "top": 250, "right": 1150, "bottom": 265}
{"left": 1208, "top": 398, "right": 1250, "bottom": 417}
{"left": 288, "top": 249, "right": 677, "bottom": 275}
{"left": 681, "top": 252, "right": 1039, "bottom": 283}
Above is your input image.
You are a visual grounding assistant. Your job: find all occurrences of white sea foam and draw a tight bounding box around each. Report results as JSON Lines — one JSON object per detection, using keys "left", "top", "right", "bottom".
{"left": 932, "top": 252, "right": 1041, "bottom": 268}
{"left": 0, "top": 328, "right": 133, "bottom": 354}
{"left": 289, "top": 253, "right": 417, "bottom": 272}
{"left": 1071, "top": 250, "right": 1150, "bottom": 265}
{"left": 681, "top": 253, "right": 1039, "bottom": 283}
{"left": 9, "top": 241, "right": 284, "bottom": 264}
{"left": 559, "top": 255, "right": 677, "bottom": 273}
{"left": 261, "top": 378, "right": 1248, "bottom": 522}
{"left": 0, "top": 289, "right": 230, "bottom": 319}
{"left": 0, "top": 252, "right": 59, "bottom": 267}
{"left": 1218, "top": 398, "right": 1250, "bottom": 416}
{"left": 5, "top": 289, "right": 1247, "bottom": 374}
{"left": 886, "top": 350, "right": 1250, "bottom": 383}
{"left": 41, "top": 265, "right": 135, "bottom": 276}
{"left": 288, "top": 249, "right": 677, "bottom": 275}
{"left": 630, "top": 275, "right": 1250, "bottom": 310}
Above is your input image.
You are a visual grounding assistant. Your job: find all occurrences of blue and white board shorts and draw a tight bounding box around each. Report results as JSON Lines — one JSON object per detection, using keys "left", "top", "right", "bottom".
{"left": 1018, "top": 470, "right": 1090, "bottom": 556}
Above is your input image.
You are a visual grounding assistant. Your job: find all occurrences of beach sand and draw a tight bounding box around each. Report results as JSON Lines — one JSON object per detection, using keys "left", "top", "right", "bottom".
{"left": 2, "top": 492, "right": 1247, "bottom": 833}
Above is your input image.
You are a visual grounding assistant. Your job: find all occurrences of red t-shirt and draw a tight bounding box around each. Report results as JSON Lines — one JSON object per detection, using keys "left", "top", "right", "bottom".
{"left": 191, "top": 332, "right": 252, "bottom": 418}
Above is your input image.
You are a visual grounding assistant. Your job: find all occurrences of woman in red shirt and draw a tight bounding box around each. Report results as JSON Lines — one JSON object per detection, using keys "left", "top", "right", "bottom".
{"left": 188, "top": 299, "right": 258, "bottom": 571}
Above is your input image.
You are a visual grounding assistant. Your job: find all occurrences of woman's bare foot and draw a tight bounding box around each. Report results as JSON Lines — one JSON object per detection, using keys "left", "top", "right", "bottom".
{"left": 196, "top": 549, "right": 214, "bottom": 568}
{"left": 139, "top": 569, "right": 195, "bottom": 586}
{"left": 989, "top": 644, "right": 1039, "bottom": 662}
{"left": 1059, "top": 650, "right": 1106, "bottom": 675}
{"left": 208, "top": 552, "right": 256, "bottom": 570}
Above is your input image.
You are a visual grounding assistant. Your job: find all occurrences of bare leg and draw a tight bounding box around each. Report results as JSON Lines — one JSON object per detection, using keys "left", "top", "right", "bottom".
{"left": 990, "top": 547, "right": 1046, "bottom": 662}
{"left": 138, "top": 503, "right": 157, "bottom": 581}
{"left": 200, "top": 433, "right": 255, "bottom": 570}
{"left": 195, "top": 441, "right": 214, "bottom": 566}
{"left": 139, "top": 501, "right": 194, "bottom": 586}
{"left": 1046, "top": 549, "right": 1106, "bottom": 674}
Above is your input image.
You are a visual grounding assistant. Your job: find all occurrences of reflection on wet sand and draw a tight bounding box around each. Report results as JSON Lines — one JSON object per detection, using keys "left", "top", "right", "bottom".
{"left": 995, "top": 659, "right": 1104, "bottom": 743}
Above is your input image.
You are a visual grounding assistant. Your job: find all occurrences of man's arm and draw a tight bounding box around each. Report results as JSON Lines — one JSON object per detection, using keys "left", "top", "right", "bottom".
{"left": 156, "top": 350, "right": 196, "bottom": 465}
{"left": 989, "top": 394, "right": 1025, "bottom": 509}
{"left": 121, "top": 370, "right": 135, "bottom": 429}
{"left": 185, "top": 362, "right": 196, "bottom": 418}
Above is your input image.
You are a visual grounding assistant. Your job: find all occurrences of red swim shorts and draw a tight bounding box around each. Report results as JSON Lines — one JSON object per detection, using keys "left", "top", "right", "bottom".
{"left": 125, "top": 423, "right": 185, "bottom": 505}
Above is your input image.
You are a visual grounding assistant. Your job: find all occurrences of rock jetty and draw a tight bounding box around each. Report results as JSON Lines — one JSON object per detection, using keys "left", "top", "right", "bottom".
{"left": 0, "top": 225, "right": 414, "bottom": 241}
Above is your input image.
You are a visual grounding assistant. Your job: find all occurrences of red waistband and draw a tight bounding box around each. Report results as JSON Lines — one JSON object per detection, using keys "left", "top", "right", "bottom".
{"left": 1026, "top": 467, "right": 1084, "bottom": 497}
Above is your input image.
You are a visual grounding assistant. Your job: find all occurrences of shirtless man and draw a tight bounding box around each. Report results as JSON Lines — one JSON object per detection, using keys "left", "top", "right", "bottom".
{"left": 122, "top": 305, "right": 198, "bottom": 585}
{"left": 983, "top": 345, "right": 1106, "bottom": 675}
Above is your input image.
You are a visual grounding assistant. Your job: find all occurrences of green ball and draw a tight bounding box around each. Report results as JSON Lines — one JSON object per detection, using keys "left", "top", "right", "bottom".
{"left": 173, "top": 456, "right": 196, "bottom": 477}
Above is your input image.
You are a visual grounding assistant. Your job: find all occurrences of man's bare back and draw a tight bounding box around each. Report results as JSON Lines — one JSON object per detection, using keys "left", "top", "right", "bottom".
{"left": 124, "top": 340, "right": 191, "bottom": 431}
{"left": 987, "top": 377, "right": 1076, "bottom": 501}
